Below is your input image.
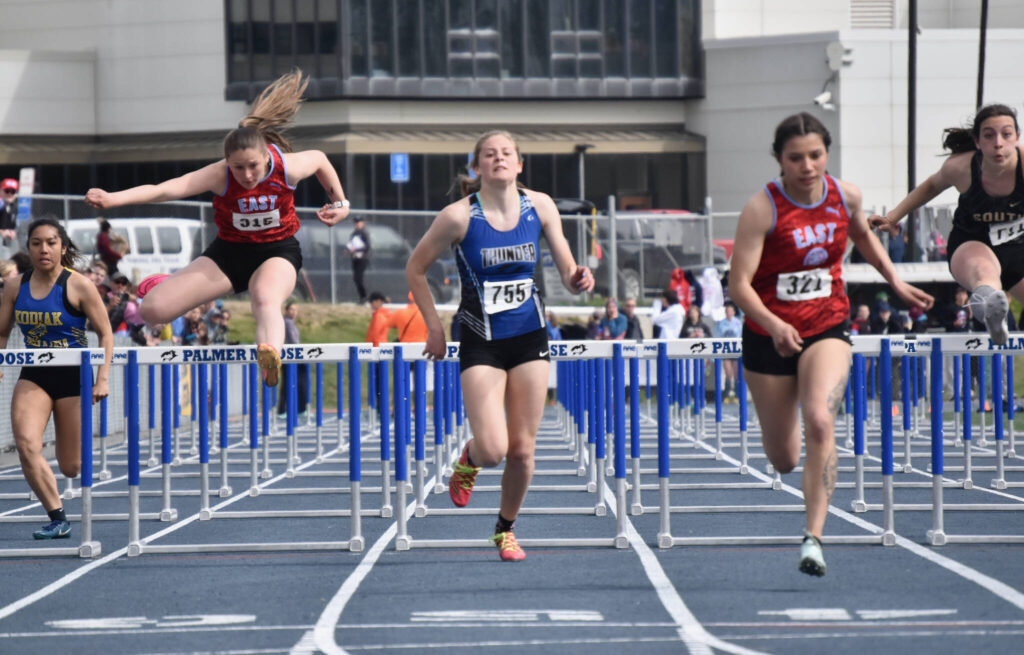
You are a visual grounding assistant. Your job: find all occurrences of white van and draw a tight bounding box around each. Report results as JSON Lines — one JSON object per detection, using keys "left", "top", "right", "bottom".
{"left": 65, "top": 218, "right": 202, "bottom": 284}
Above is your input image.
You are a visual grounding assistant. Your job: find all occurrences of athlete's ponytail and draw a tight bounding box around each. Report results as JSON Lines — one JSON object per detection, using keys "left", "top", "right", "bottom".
{"left": 224, "top": 69, "right": 309, "bottom": 157}
{"left": 942, "top": 104, "right": 1019, "bottom": 154}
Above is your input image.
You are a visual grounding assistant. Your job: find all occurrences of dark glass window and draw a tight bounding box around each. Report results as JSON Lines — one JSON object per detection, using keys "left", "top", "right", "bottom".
{"left": 629, "top": 0, "right": 652, "bottom": 77}
{"left": 224, "top": 0, "right": 704, "bottom": 97}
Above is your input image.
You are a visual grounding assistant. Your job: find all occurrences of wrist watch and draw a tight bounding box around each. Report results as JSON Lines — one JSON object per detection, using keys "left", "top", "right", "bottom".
{"left": 331, "top": 199, "right": 350, "bottom": 209}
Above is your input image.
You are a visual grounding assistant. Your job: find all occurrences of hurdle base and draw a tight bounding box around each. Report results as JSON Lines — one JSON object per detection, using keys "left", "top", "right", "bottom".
{"left": 380, "top": 506, "right": 393, "bottom": 518}
{"left": 630, "top": 503, "right": 643, "bottom": 516}
{"left": 160, "top": 509, "right": 178, "bottom": 522}
{"left": 657, "top": 532, "right": 673, "bottom": 549}
{"left": 927, "top": 529, "right": 947, "bottom": 546}
{"left": 991, "top": 478, "right": 1007, "bottom": 490}
{"left": 395, "top": 535, "right": 412, "bottom": 551}
{"left": 851, "top": 500, "right": 868, "bottom": 513}
{"left": 219, "top": 486, "right": 233, "bottom": 497}
{"left": 615, "top": 534, "right": 629, "bottom": 549}
{"left": 97, "top": 470, "right": 112, "bottom": 481}
{"left": 960, "top": 479, "right": 974, "bottom": 490}
{"left": 78, "top": 541, "right": 101, "bottom": 558}
{"left": 127, "top": 541, "right": 143, "bottom": 557}
{"left": 249, "top": 487, "right": 260, "bottom": 497}
{"left": 146, "top": 457, "right": 159, "bottom": 467}
{"left": 199, "top": 509, "right": 213, "bottom": 521}
{"left": 260, "top": 468, "right": 273, "bottom": 479}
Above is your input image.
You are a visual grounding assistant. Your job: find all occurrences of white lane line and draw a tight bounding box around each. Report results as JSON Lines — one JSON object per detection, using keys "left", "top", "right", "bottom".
{"left": 600, "top": 483, "right": 768, "bottom": 655}
{"left": 335, "top": 635, "right": 682, "bottom": 651}
{"left": 697, "top": 431, "right": 1024, "bottom": 613}
{"left": 0, "top": 436, "right": 353, "bottom": 622}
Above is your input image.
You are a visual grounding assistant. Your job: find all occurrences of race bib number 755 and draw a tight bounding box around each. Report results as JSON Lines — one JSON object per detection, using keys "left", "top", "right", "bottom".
{"left": 776, "top": 268, "right": 831, "bottom": 302}
{"left": 483, "top": 279, "right": 533, "bottom": 314}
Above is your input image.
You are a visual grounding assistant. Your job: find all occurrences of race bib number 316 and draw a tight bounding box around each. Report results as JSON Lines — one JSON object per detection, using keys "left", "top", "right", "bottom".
{"left": 990, "top": 216, "right": 1024, "bottom": 246}
{"left": 776, "top": 268, "right": 831, "bottom": 301}
{"left": 232, "top": 209, "right": 282, "bottom": 231}
{"left": 483, "top": 279, "right": 533, "bottom": 314}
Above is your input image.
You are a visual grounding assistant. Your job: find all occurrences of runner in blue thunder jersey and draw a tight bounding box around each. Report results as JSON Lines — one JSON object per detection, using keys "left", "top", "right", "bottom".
{"left": 406, "top": 130, "right": 593, "bottom": 561}
{"left": 454, "top": 191, "right": 545, "bottom": 340}
{"left": 0, "top": 218, "right": 113, "bottom": 540}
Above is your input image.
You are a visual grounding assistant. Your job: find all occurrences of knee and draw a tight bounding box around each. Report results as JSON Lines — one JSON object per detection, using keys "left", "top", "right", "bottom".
{"left": 15, "top": 436, "right": 41, "bottom": 462}
{"left": 470, "top": 440, "right": 505, "bottom": 468}
{"left": 802, "top": 411, "right": 835, "bottom": 449}
{"left": 505, "top": 445, "right": 534, "bottom": 468}
{"left": 140, "top": 303, "right": 167, "bottom": 325}
{"left": 772, "top": 457, "right": 798, "bottom": 475}
{"left": 59, "top": 460, "right": 81, "bottom": 479}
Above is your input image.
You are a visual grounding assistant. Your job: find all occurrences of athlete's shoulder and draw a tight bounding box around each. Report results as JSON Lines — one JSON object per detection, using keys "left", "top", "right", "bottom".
{"left": 832, "top": 177, "right": 861, "bottom": 203}
{"left": 521, "top": 187, "right": 555, "bottom": 211}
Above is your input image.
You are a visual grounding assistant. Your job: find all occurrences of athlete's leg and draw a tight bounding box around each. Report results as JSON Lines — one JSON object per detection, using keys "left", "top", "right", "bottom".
{"left": 949, "top": 241, "right": 1003, "bottom": 291}
{"left": 459, "top": 365, "right": 510, "bottom": 467}
{"left": 139, "top": 257, "right": 234, "bottom": 325}
{"left": 499, "top": 359, "right": 548, "bottom": 521}
{"left": 796, "top": 338, "right": 851, "bottom": 539}
{"left": 743, "top": 370, "right": 801, "bottom": 473}
{"left": 248, "top": 258, "right": 298, "bottom": 351}
{"left": 1007, "top": 276, "right": 1024, "bottom": 307}
{"left": 12, "top": 381, "right": 60, "bottom": 511}
{"left": 52, "top": 396, "right": 82, "bottom": 479}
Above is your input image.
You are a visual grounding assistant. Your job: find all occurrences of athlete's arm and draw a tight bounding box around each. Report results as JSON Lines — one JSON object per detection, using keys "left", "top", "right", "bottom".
{"left": 85, "top": 161, "right": 227, "bottom": 209}
{"left": 868, "top": 152, "right": 969, "bottom": 234}
{"left": 530, "top": 191, "right": 593, "bottom": 293}
{"left": 844, "top": 180, "right": 935, "bottom": 311}
{"left": 728, "top": 189, "right": 803, "bottom": 357}
{"left": 284, "top": 150, "right": 350, "bottom": 226}
{"left": 68, "top": 272, "right": 114, "bottom": 403}
{"left": 407, "top": 201, "right": 469, "bottom": 360}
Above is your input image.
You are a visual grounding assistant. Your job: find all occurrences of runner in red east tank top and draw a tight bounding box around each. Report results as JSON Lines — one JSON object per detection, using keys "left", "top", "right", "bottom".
{"left": 729, "top": 113, "right": 932, "bottom": 579}
{"left": 86, "top": 70, "right": 351, "bottom": 386}
{"left": 212, "top": 143, "right": 300, "bottom": 244}
{"left": 747, "top": 174, "right": 850, "bottom": 338}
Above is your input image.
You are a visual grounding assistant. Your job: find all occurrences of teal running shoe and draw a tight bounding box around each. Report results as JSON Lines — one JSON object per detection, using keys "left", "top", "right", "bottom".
{"left": 33, "top": 519, "right": 71, "bottom": 540}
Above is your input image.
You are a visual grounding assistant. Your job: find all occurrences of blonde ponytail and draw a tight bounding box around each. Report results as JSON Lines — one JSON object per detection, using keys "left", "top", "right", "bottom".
{"left": 224, "top": 69, "right": 309, "bottom": 156}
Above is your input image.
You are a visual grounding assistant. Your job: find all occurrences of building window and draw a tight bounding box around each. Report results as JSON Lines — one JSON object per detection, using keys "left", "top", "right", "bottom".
{"left": 225, "top": 0, "right": 702, "bottom": 99}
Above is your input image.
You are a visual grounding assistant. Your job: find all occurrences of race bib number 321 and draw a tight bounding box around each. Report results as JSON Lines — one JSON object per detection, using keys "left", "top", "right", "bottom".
{"left": 232, "top": 209, "right": 282, "bottom": 231}
{"left": 483, "top": 279, "right": 533, "bottom": 314}
{"left": 776, "top": 268, "right": 831, "bottom": 301}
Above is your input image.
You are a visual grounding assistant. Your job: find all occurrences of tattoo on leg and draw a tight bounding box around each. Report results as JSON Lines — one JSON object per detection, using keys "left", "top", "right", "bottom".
{"left": 826, "top": 375, "right": 848, "bottom": 417}
{"left": 823, "top": 448, "right": 838, "bottom": 503}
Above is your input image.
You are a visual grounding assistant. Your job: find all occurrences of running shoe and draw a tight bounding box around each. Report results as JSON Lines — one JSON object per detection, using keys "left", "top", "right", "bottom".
{"left": 33, "top": 519, "right": 71, "bottom": 540}
{"left": 448, "top": 442, "right": 480, "bottom": 507}
{"left": 970, "top": 285, "right": 1009, "bottom": 346}
{"left": 798, "top": 531, "right": 826, "bottom": 577}
{"left": 491, "top": 530, "right": 526, "bottom": 562}
{"left": 136, "top": 273, "right": 169, "bottom": 299}
{"left": 257, "top": 343, "right": 281, "bottom": 387}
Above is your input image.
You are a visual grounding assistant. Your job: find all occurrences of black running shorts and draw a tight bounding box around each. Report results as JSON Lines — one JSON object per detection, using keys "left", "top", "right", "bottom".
{"left": 458, "top": 328, "right": 551, "bottom": 373}
{"left": 741, "top": 320, "right": 851, "bottom": 376}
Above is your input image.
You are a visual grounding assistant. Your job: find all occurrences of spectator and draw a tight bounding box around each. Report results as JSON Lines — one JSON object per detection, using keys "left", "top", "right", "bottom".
{"left": 870, "top": 300, "right": 900, "bottom": 335}
{"left": 365, "top": 291, "right": 391, "bottom": 346}
{"left": 897, "top": 310, "right": 914, "bottom": 333}
{"left": 105, "top": 271, "right": 133, "bottom": 333}
{"left": 347, "top": 216, "right": 371, "bottom": 304}
{"left": 680, "top": 303, "right": 714, "bottom": 339}
{"left": 622, "top": 296, "right": 644, "bottom": 340}
{"left": 715, "top": 302, "right": 743, "bottom": 402}
{"left": 946, "top": 287, "right": 971, "bottom": 333}
{"left": 180, "top": 306, "right": 204, "bottom": 346}
{"left": 850, "top": 304, "right": 872, "bottom": 335}
{"left": 651, "top": 288, "right": 685, "bottom": 339}
{"left": 545, "top": 310, "right": 562, "bottom": 341}
{"left": 0, "top": 178, "right": 17, "bottom": 243}
{"left": 599, "top": 298, "right": 627, "bottom": 339}
{"left": 95, "top": 219, "right": 124, "bottom": 275}
{"left": 698, "top": 266, "right": 726, "bottom": 322}
{"left": 277, "top": 301, "right": 307, "bottom": 417}
{"left": 669, "top": 268, "right": 703, "bottom": 313}
{"left": 586, "top": 308, "right": 603, "bottom": 339}
{"left": 385, "top": 292, "right": 428, "bottom": 343}
{"left": 888, "top": 223, "right": 906, "bottom": 263}
{"left": 209, "top": 309, "right": 230, "bottom": 344}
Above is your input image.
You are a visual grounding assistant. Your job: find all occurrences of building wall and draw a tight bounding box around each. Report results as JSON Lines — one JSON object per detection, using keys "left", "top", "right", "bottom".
{"left": 696, "top": 28, "right": 1024, "bottom": 240}
{"left": 0, "top": 49, "right": 96, "bottom": 134}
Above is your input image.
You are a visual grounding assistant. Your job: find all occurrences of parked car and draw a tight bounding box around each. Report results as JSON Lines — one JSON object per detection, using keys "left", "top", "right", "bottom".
{"left": 295, "top": 220, "right": 460, "bottom": 304}
{"left": 539, "top": 199, "right": 726, "bottom": 301}
{"left": 64, "top": 218, "right": 202, "bottom": 284}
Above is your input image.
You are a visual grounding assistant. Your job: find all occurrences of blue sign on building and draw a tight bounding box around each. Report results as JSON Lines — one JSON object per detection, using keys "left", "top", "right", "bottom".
{"left": 390, "top": 153, "right": 409, "bottom": 183}
{"left": 17, "top": 197, "right": 31, "bottom": 221}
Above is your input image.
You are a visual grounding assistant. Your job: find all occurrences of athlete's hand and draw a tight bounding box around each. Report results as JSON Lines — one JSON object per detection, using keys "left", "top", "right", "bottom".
{"left": 85, "top": 188, "right": 113, "bottom": 209}
{"left": 892, "top": 280, "right": 935, "bottom": 312}
{"left": 569, "top": 266, "right": 594, "bottom": 294}
{"left": 769, "top": 322, "right": 804, "bottom": 358}
{"left": 422, "top": 328, "right": 447, "bottom": 362}
{"left": 317, "top": 204, "right": 350, "bottom": 226}
{"left": 92, "top": 378, "right": 109, "bottom": 405}
{"left": 867, "top": 212, "right": 901, "bottom": 236}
